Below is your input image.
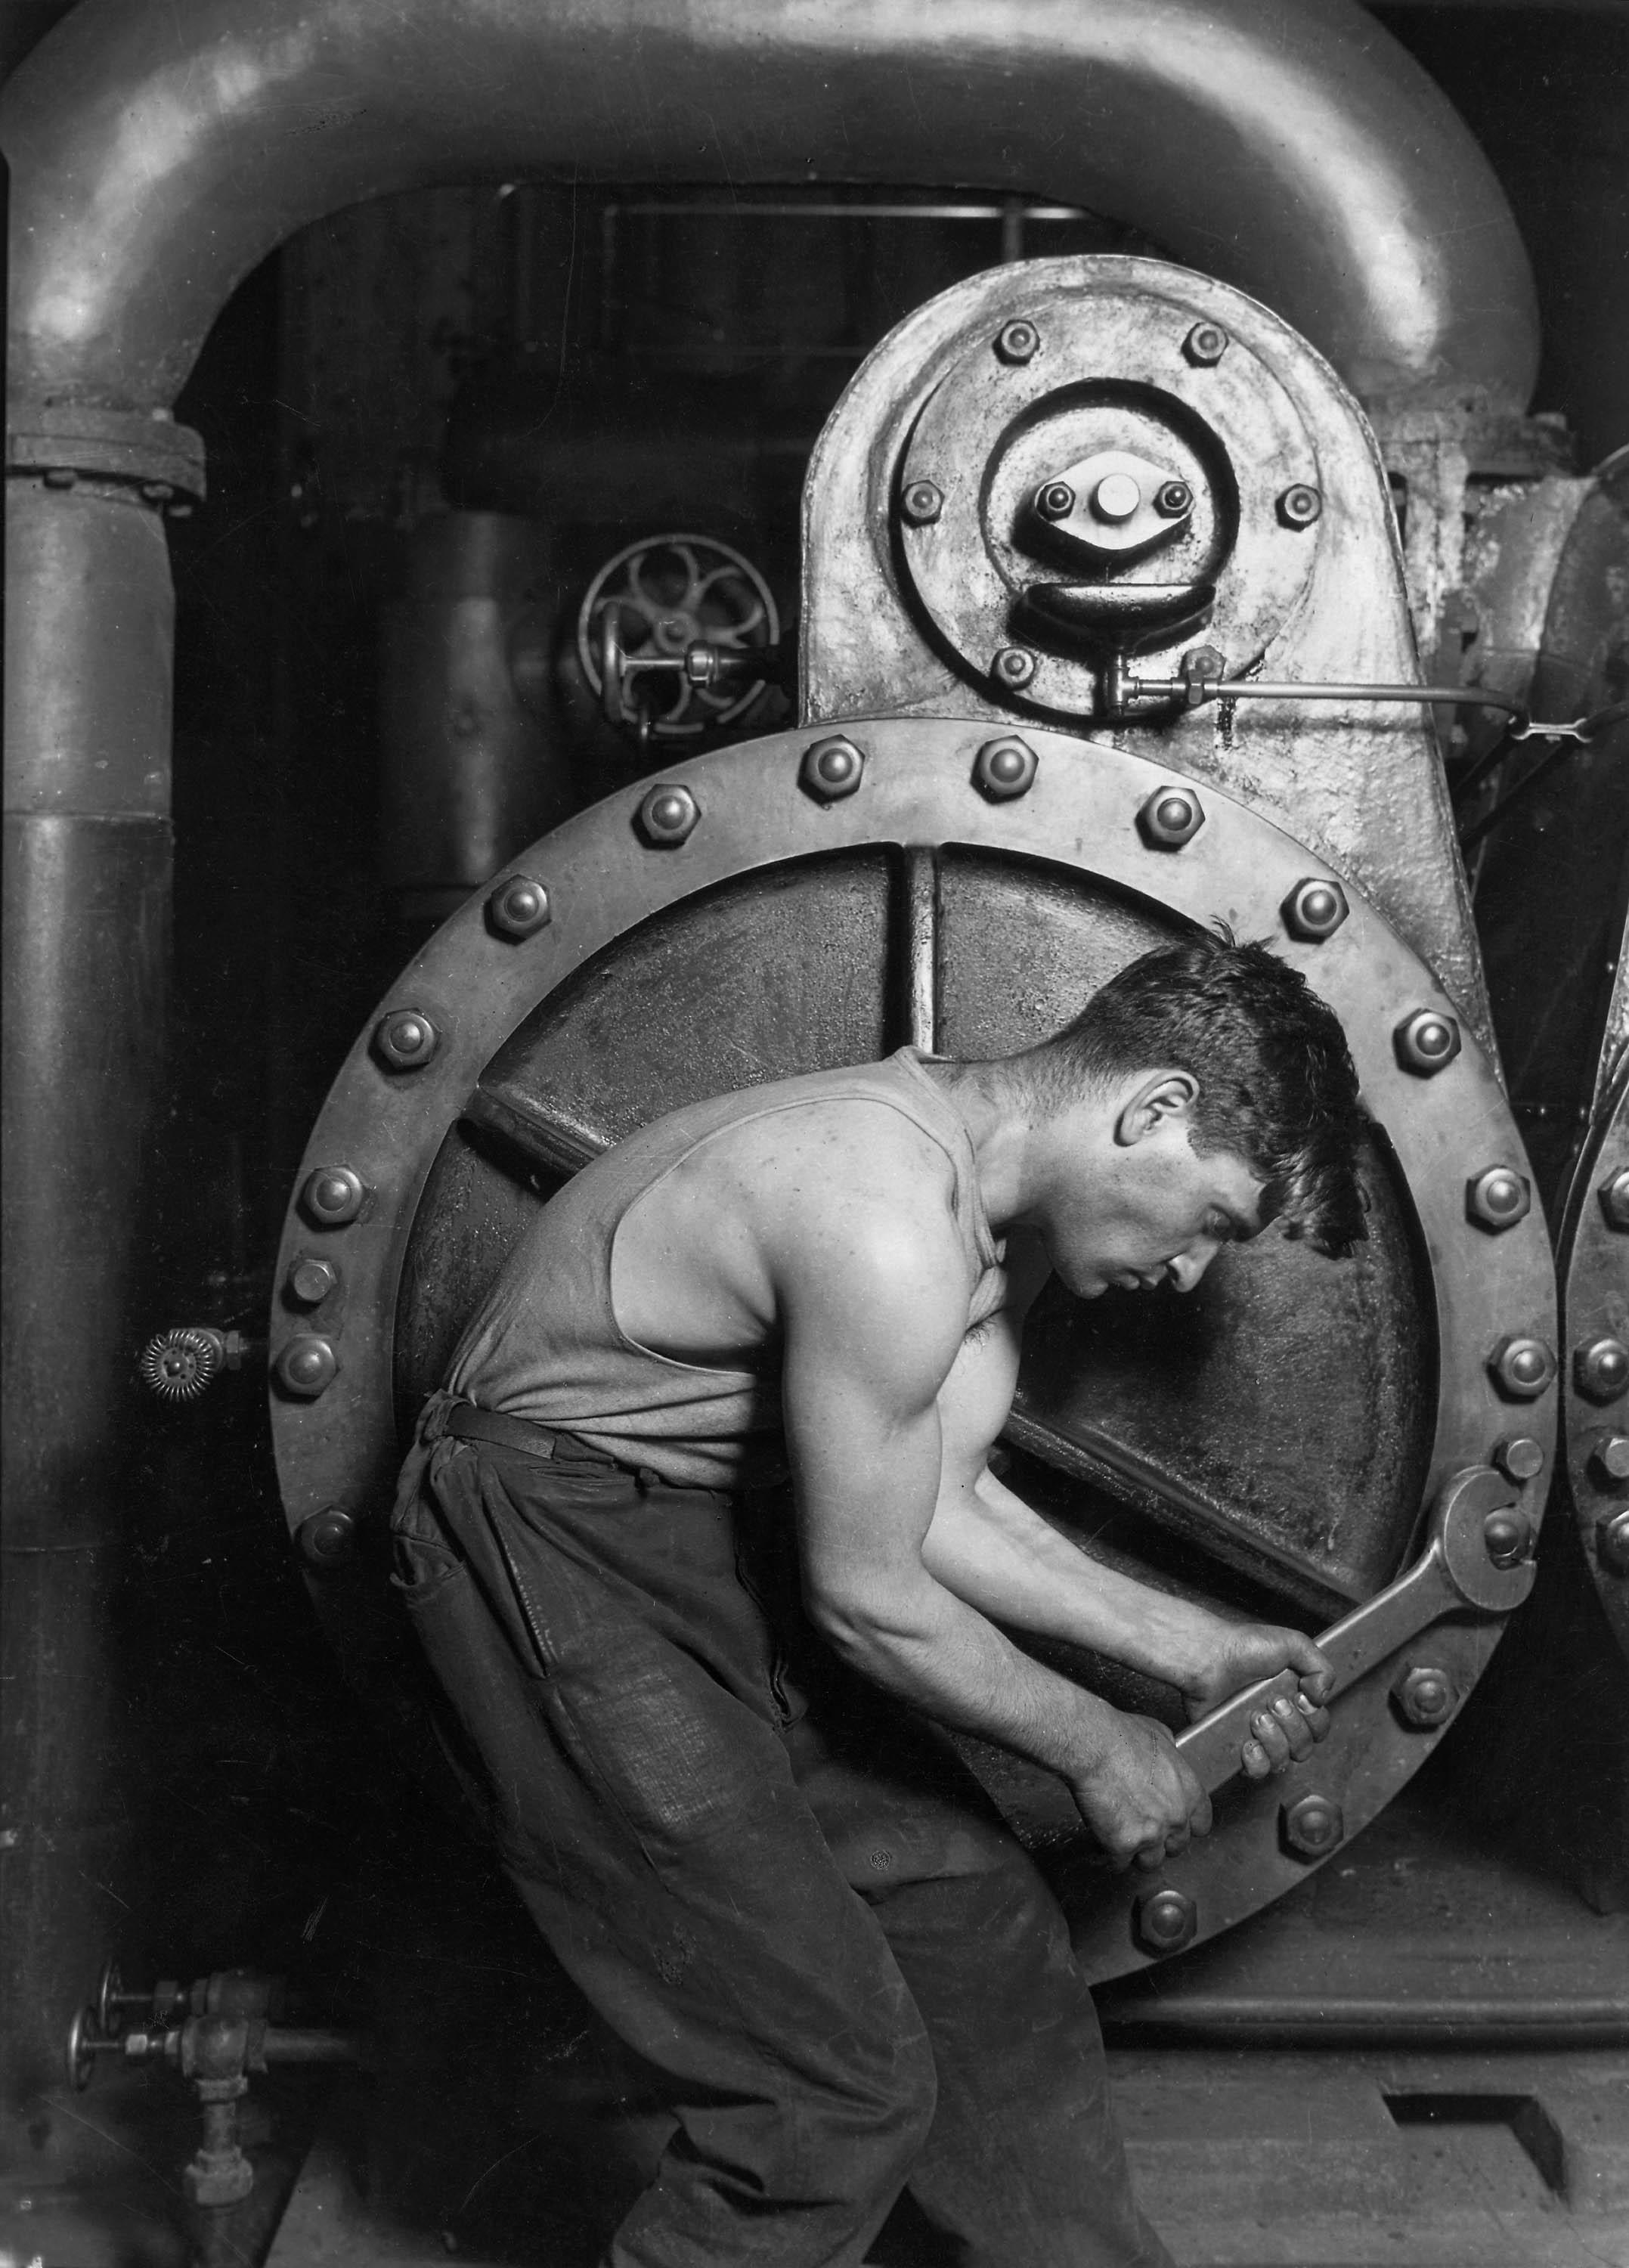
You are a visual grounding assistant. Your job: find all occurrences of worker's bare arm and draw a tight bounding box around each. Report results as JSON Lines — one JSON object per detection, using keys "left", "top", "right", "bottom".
{"left": 924, "top": 1306, "right": 1332, "bottom": 1780}
{"left": 773, "top": 1162, "right": 1210, "bottom": 1867}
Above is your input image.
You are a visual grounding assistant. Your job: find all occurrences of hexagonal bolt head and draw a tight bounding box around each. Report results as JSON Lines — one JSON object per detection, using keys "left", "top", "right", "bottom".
{"left": 1277, "top": 484, "right": 1323, "bottom": 529}
{"left": 900, "top": 479, "right": 944, "bottom": 527}
{"left": 1394, "top": 1009, "right": 1462, "bottom": 1077}
{"left": 299, "top": 1506, "right": 358, "bottom": 1567}
{"left": 1482, "top": 1508, "right": 1534, "bottom": 1568}
{"left": 1392, "top": 1663, "right": 1457, "bottom": 1729}
{"left": 1281, "top": 877, "right": 1349, "bottom": 943}
{"left": 991, "top": 646, "right": 1038, "bottom": 690}
{"left": 1598, "top": 1508, "right": 1629, "bottom": 1577}
{"left": 1599, "top": 1167, "right": 1629, "bottom": 1232}
{"left": 286, "top": 1254, "right": 338, "bottom": 1308}
{"left": 300, "top": 1164, "right": 365, "bottom": 1228}
{"left": 1281, "top": 1792, "right": 1344, "bottom": 1859}
{"left": 637, "top": 783, "right": 701, "bottom": 847}
{"left": 973, "top": 736, "right": 1039, "bottom": 802}
{"left": 1466, "top": 1167, "right": 1531, "bottom": 1234}
{"left": 1183, "top": 321, "right": 1229, "bottom": 367}
{"left": 275, "top": 1334, "right": 339, "bottom": 1400}
{"left": 1575, "top": 1335, "right": 1629, "bottom": 1405}
{"left": 373, "top": 1009, "right": 438, "bottom": 1070}
{"left": 1488, "top": 1334, "right": 1556, "bottom": 1401}
{"left": 1134, "top": 1887, "right": 1198, "bottom": 1955}
{"left": 1494, "top": 1434, "right": 1546, "bottom": 1484}
{"left": 800, "top": 736, "right": 866, "bottom": 803}
{"left": 1154, "top": 480, "right": 1194, "bottom": 518}
{"left": 185, "top": 2156, "right": 255, "bottom": 2209}
{"left": 1138, "top": 785, "right": 1206, "bottom": 849}
{"left": 995, "top": 318, "right": 1040, "bottom": 364}
{"left": 1589, "top": 1432, "right": 1629, "bottom": 1484}
{"left": 1036, "top": 480, "right": 1076, "bottom": 522}
{"left": 488, "top": 874, "right": 551, "bottom": 940}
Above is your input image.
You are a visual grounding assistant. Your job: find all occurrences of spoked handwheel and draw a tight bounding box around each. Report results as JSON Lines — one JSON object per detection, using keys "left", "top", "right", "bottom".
{"left": 577, "top": 533, "right": 780, "bottom": 747}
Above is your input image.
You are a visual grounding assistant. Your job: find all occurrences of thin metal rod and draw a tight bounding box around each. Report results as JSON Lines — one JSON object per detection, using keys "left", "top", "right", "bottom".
{"left": 1132, "top": 677, "right": 1529, "bottom": 727}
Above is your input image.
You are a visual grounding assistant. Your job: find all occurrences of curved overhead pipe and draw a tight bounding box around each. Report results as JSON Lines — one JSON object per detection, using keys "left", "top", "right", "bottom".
{"left": 6, "top": 0, "right": 1538, "bottom": 415}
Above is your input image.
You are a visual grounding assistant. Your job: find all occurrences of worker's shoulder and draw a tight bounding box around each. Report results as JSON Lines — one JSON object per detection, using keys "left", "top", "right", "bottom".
{"left": 714, "top": 1079, "right": 959, "bottom": 1208}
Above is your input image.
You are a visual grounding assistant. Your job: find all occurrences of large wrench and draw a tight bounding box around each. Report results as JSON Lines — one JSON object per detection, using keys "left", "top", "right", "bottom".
{"left": 1175, "top": 1465, "right": 1536, "bottom": 1795}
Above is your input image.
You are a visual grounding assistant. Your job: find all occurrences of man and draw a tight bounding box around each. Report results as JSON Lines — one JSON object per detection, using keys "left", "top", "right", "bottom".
{"left": 391, "top": 931, "right": 1367, "bottom": 2267}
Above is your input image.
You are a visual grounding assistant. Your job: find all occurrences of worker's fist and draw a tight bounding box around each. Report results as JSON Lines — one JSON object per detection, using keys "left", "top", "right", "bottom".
{"left": 1067, "top": 1712, "right": 1213, "bottom": 1872}
{"left": 1180, "top": 1621, "right": 1333, "bottom": 1779}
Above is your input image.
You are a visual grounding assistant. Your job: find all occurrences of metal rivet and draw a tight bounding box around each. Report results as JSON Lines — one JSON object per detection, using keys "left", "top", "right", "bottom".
{"left": 991, "top": 646, "right": 1038, "bottom": 689}
{"left": 900, "top": 479, "right": 944, "bottom": 526}
{"left": 373, "top": 1009, "right": 438, "bottom": 1070}
{"left": 1394, "top": 1009, "right": 1461, "bottom": 1077}
{"left": 42, "top": 466, "right": 78, "bottom": 489}
{"left": 1600, "top": 1168, "right": 1629, "bottom": 1232}
{"left": 488, "top": 875, "right": 551, "bottom": 940}
{"left": 1392, "top": 1664, "right": 1457, "bottom": 1729}
{"left": 275, "top": 1335, "right": 339, "bottom": 1400}
{"left": 972, "top": 736, "right": 1038, "bottom": 802}
{"left": 1576, "top": 1336, "right": 1629, "bottom": 1405}
{"left": 636, "top": 783, "right": 700, "bottom": 847}
{"left": 1277, "top": 485, "right": 1323, "bottom": 529}
{"left": 799, "top": 736, "right": 866, "bottom": 803}
{"left": 1281, "top": 877, "right": 1349, "bottom": 942}
{"left": 1482, "top": 1508, "right": 1533, "bottom": 1568}
{"left": 1134, "top": 1887, "right": 1197, "bottom": 1955}
{"left": 1494, "top": 1435, "right": 1546, "bottom": 1484}
{"left": 1599, "top": 1509, "right": 1629, "bottom": 1576}
{"left": 1154, "top": 479, "right": 1194, "bottom": 517}
{"left": 300, "top": 1165, "right": 364, "bottom": 1228}
{"left": 299, "top": 1506, "right": 357, "bottom": 1567}
{"left": 1183, "top": 322, "right": 1229, "bottom": 367}
{"left": 1590, "top": 1433, "right": 1629, "bottom": 1484}
{"left": 1093, "top": 472, "right": 1142, "bottom": 523}
{"left": 140, "top": 481, "right": 174, "bottom": 504}
{"left": 1281, "top": 1792, "right": 1343, "bottom": 1858}
{"left": 1466, "top": 1167, "right": 1531, "bottom": 1233}
{"left": 1488, "top": 1334, "right": 1556, "bottom": 1401}
{"left": 1138, "top": 785, "right": 1205, "bottom": 849}
{"left": 286, "top": 1255, "right": 337, "bottom": 1307}
{"left": 995, "top": 318, "right": 1040, "bottom": 365}
{"left": 1036, "top": 480, "right": 1076, "bottom": 522}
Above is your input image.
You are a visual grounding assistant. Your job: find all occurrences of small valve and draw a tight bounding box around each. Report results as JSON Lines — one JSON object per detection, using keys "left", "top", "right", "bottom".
{"left": 140, "top": 1327, "right": 258, "bottom": 1402}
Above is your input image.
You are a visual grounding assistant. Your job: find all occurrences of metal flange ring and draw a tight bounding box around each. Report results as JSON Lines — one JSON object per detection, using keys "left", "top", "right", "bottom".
{"left": 271, "top": 716, "right": 1554, "bottom": 1978}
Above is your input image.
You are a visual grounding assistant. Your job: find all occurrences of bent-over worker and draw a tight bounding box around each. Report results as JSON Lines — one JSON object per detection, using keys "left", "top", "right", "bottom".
{"left": 391, "top": 932, "right": 1367, "bottom": 2267}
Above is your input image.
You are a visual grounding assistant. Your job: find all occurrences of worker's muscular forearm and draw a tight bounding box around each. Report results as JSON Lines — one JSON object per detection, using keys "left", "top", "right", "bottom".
{"left": 921, "top": 1466, "right": 1225, "bottom": 1686}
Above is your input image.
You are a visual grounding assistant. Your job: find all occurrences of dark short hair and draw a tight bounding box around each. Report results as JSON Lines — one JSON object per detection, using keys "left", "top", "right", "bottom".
{"left": 1027, "top": 932, "right": 1368, "bottom": 1256}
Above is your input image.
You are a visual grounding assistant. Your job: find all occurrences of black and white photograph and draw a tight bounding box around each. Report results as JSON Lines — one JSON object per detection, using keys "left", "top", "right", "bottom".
{"left": 3, "top": 3, "right": 1627, "bottom": 2263}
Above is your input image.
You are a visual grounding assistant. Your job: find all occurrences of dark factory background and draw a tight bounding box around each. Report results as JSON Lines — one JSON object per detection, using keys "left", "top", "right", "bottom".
{"left": 2, "top": 4, "right": 1627, "bottom": 2263}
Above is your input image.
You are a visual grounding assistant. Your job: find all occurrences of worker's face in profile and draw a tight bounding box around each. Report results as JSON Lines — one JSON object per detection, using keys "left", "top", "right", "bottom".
{"left": 1041, "top": 1086, "right": 1271, "bottom": 1300}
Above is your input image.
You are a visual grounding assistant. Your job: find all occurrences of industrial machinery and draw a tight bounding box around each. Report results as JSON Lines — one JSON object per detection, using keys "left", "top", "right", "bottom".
{"left": 4, "top": 0, "right": 1627, "bottom": 2262}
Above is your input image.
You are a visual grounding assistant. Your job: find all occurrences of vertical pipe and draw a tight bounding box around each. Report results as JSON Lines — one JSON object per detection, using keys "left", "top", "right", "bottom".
{"left": 1, "top": 478, "right": 173, "bottom": 2134}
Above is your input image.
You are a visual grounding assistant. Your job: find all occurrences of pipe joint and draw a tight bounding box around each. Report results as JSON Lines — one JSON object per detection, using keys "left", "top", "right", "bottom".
{"left": 7, "top": 404, "right": 206, "bottom": 507}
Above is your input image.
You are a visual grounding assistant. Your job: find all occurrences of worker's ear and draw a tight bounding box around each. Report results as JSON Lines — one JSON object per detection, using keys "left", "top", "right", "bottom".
{"left": 1114, "top": 1070, "right": 1198, "bottom": 1148}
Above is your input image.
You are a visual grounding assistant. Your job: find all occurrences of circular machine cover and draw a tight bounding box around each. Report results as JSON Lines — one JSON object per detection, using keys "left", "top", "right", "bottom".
{"left": 271, "top": 717, "right": 1556, "bottom": 1978}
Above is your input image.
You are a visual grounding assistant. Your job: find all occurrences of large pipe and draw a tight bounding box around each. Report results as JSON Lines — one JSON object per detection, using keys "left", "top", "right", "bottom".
{"left": 0, "top": 0, "right": 1538, "bottom": 2143}
{"left": 5, "top": 0, "right": 1538, "bottom": 414}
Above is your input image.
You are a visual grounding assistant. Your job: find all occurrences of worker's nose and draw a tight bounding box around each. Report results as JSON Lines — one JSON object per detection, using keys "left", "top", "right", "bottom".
{"left": 1167, "top": 1243, "right": 1218, "bottom": 1294}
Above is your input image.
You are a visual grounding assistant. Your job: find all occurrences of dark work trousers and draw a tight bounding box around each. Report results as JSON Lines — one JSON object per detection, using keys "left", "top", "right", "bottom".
{"left": 390, "top": 1390, "right": 1171, "bottom": 2268}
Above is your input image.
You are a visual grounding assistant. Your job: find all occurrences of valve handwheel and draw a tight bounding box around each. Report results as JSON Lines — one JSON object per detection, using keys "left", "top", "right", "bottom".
{"left": 577, "top": 534, "right": 780, "bottom": 745}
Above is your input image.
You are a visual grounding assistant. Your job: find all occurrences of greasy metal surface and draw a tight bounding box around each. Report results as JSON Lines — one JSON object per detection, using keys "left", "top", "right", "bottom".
{"left": 2, "top": 0, "right": 1537, "bottom": 416}
{"left": 1560, "top": 1066, "right": 1629, "bottom": 1663}
{"left": 802, "top": 259, "right": 1495, "bottom": 1052}
{"left": 271, "top": 715, "right": 1553, "bottom": 1974}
